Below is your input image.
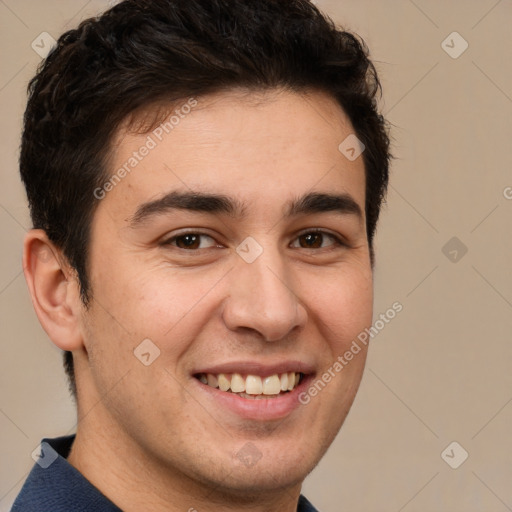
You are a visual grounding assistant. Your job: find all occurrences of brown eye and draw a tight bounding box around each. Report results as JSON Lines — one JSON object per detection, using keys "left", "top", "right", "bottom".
{"left": 299, "top": 233, "right": 322, "bottom": 248}
{"left": 175, "top": 234, "right": 201, "bottom": 249}
{"left": 163, "top": 233, "right": 218, "bottom": 250}
{"left": 292, "top": 231, "right": 343, "bottom": 249}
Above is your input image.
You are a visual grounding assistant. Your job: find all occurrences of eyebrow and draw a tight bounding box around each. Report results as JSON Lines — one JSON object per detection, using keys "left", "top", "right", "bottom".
{"left": 128, "top": 190, "right": 363, "bottom": 227}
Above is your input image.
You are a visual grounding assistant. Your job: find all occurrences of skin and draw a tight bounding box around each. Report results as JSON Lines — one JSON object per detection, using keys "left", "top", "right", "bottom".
{"left": 23, "top": 89, "right": 373, "bottom": 512}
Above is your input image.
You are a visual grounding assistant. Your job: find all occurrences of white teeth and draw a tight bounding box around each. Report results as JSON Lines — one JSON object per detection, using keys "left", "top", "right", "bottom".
{"left": 218, "top": 373, "right": 230, "bottom": 392}
{"left": 246, "top": 375, "right": 263, "bottom": 395}
{"left": 263, "top": 375, "right": 281, "bottom": 395}
{"left": 230, "top": 373, "right": 245, "bottom": 393}
{"left": 200, "top": 371, "right": 303, "bottom": 396}
{"left": 280, "top": 373, "right": 289, "bottom": 391}
{"left": 287, "top": 372, "right": 295, "bottom": 391}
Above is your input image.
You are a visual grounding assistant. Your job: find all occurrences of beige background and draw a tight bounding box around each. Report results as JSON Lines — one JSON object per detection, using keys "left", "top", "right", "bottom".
{"left": 1, "top": 1, "right": 511, "bottom": 511}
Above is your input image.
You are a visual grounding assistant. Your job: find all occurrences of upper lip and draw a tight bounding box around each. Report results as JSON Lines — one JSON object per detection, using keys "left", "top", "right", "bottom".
{"left": 192, "top": 360, "right": 316, "bottom": 378}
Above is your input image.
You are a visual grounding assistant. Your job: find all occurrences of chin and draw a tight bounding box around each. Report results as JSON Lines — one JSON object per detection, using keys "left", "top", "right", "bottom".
{"left": 214, "top": 436, "right": 330, "bottom": 495}
{"left": 205, "top": 462, "right": 309, "bottom": 498}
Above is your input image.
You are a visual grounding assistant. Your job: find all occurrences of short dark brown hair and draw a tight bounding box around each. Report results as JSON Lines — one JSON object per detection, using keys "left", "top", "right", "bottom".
{"left": 20, "top": 0, "right": 391, "bottom": 398}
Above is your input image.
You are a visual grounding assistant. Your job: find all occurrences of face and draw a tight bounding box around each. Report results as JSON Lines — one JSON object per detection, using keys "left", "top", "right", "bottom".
{"left": 79, "top": 89, "right": 373, "bottom": 496}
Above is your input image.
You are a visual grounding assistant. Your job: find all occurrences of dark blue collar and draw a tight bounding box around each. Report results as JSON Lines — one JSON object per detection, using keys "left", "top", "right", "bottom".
{"left": 12, "top": 435, "right": 318, "bottom": 511}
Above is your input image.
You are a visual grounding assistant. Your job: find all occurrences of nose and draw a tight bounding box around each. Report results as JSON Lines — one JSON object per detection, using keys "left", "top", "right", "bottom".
{"left": 221, "top": 246, "right": 307, "bottom": 342}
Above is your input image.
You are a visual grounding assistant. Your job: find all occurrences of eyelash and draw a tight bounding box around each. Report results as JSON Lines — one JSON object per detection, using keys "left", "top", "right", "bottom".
{"left": 161, "top": 229, "right": 347, "bottom": 252}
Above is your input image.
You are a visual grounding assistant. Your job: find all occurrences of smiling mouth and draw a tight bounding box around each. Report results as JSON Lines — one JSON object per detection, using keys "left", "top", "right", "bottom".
{"left": 194, "top": 372, "right": 305, "bottom": 399}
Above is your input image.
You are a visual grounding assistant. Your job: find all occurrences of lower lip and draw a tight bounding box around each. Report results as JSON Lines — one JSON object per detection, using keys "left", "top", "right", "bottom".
{"left": 193, "top": 376, "right": 313, "bottom": 421}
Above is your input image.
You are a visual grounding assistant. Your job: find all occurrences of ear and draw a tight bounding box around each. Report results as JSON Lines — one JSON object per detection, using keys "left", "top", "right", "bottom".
{"left": 22, "top": 229, "right": 84, "bottom": 352}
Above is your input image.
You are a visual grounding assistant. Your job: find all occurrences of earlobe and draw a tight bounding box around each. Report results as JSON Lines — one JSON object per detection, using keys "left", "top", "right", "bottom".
{"left": 23, "top": 229, "right": 84, "bottom": 352}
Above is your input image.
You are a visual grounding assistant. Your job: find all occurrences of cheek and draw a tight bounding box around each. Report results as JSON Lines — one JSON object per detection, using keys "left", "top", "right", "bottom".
{"left": 93, "top": 262, "right": 228, "bottom": 357}
{"left": 305, "top": 266, "right": 373, "bottom": 352}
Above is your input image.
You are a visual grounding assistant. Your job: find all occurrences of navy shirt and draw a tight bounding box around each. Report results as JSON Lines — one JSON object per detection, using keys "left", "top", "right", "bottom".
{"left": 12, "top": 435, "right": 318, "bottom": 511}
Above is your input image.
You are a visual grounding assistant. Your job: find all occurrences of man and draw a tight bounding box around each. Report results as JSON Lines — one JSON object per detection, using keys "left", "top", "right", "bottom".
{"left": 12, "top": 0, "right": 390, "bottom": 510}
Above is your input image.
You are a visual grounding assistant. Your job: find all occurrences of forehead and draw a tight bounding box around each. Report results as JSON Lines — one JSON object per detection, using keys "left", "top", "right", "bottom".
{"left": 99, "top": 89, "right": 366, "bottom": 220}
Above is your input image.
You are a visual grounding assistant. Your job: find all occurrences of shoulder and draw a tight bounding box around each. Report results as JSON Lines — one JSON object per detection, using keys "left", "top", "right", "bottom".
{"left": 10, "top": 435, "right": 121, "bottom": 512}
{"left": 298, "top": 494, "right": 320, "bottom": 512}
